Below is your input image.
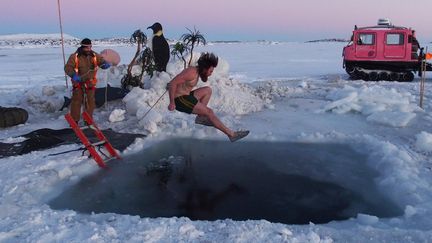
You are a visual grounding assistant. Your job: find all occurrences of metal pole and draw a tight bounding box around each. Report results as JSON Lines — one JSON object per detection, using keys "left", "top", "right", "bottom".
{"left": 420, "top": 47, "right": 428, "bottom": 109}
{"left": 57, "top": 0, "right": 68, "bottom": 88}
{"left": 420, "top": 61, "right": 424, "bottom": 108}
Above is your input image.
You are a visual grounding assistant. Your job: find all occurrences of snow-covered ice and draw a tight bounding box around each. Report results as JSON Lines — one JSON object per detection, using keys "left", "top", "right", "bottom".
{"left": 1, "top": 40, "right": 432, "bottom": 242}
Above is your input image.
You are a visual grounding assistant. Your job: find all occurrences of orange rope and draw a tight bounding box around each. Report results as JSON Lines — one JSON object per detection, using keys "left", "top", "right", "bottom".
{"left": 57, "top": 0, "right": 68, "bottom": 88}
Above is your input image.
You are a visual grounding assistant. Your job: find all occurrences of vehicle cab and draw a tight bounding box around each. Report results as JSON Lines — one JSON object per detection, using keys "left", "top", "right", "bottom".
{"left": 342, "top": 18, "right": 421, "bottom": 81}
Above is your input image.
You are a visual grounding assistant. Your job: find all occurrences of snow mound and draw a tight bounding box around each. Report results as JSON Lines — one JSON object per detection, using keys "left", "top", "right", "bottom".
{"left": 322, "top": 85, "right": 420, "bottom": 127}
{"left": 362, "top": 135, "right": 425, "bottom": 206}
{"left": 96, "top": 65, "right": 128, "bottom": 88}
{"left": 122, "top": 55, "right": 266, "bottom": 134}
{"left": 255, "top": 79, "right": 308, "bottom": 102}
{"left": 23, "top": 85, "right": 67, "bottom": 113}
{"left": 415, "top": 131, "right": 432, "bottom": 152}
{"left": 366, "top": 111, "right": 416, "bottom": 127}
{"left": 404, "top": 205, "right": 417, "bottom": 218}
{"left": 209, "top": 78, "right": 264, "bottom": 115}
{"left": 137, "top": 108, "right": 163, "bottom": 134}
{"left": 357, "top": 213, "right": 379, "bottom": 225}
{"left": 109, "top": 109, "right": 126, "bottom": 123}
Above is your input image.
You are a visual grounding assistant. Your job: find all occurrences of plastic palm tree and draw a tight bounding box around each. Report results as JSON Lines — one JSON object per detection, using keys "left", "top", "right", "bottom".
{"left": 128, "top": 29, "right": 147, "bottom": 77}
{"left": 171, "top": 42, "right": 189, "bottom": 69}
{"left": 121, "top": 29, "right": 153, "bottom": 88}
{"left": 138, "top": 47, "right": 156, "bottom": 79}
{"left": 180, "top": 27, "right": 206, "bottom": 66}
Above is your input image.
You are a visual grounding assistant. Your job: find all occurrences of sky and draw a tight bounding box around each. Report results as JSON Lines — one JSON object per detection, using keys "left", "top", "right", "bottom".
{"left": 0, "top": 0, "right": 431, "bottom": 42}
{"left": 2, "top": 40, "right": 432, "bottom": 242}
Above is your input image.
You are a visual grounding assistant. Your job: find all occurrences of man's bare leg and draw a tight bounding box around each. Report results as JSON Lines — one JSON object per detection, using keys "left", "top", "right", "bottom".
{"left": 192, "top": 87, "right": 214, "bottom": 125}
{"left": 192, "top": 88, "right": 249, "bottom": 142}
{"left": 192, "top": 87, "right": 212, "bottom": 106}
{"left": 192, "top": 102, "right": 234, "bottom": 137}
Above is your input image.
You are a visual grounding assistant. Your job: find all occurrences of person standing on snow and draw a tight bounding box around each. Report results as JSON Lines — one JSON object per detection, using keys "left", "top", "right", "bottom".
{"left": 167, "top": 52, "right": 249, "bottom": 142}
{"left": 147, "top": 22, "right": 170, "bottom": 72}
{"left": 64, "top": 38, "right": 111, "bottom": 123}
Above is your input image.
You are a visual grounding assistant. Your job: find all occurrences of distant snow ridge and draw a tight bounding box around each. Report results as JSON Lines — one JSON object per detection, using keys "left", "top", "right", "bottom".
{"left": 305, "top": 38, "right": 349, "bottom": 43}
{"left": 0, "top": 33, "right": 132, "bottom": 48}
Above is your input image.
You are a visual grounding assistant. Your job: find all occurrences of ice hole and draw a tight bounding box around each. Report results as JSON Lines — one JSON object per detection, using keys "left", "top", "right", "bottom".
{"left": 49, "top": 139, "right": 402, "bottom": 224}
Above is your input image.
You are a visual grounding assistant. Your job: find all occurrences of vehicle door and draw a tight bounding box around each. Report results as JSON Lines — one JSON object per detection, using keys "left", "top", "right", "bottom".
{"left": 384, "top": 33, "right": 406, "bottom": 59}
{"left": 355, "top": 32, "right": 376, "bottom": 58}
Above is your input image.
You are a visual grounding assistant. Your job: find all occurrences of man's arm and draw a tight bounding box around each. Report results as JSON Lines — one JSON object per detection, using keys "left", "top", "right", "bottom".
{"left": 64, "top": 54, "right": 76, "bottom": 77}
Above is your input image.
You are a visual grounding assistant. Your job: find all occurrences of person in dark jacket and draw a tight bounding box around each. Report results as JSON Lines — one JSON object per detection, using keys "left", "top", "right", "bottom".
{"left": 147, "top": 22, "right": 170, "bottom": 72}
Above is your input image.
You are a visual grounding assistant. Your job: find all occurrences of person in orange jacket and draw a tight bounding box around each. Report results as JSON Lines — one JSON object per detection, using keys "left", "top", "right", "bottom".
{"left": 64, "top": 38, "right": 111, "bottom": 122}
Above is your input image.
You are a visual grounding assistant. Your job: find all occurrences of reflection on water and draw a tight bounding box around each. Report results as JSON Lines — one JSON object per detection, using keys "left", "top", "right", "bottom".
{"left": 49, "top": 139, "right": 402, "bottom": 224}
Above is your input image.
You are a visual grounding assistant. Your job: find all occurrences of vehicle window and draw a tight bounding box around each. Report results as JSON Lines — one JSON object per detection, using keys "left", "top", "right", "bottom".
{"left": 358, "top": 33, "right": 374, "bottom": 45}
{"left": 386, "top": 33, "right": 404, "bottom": 45}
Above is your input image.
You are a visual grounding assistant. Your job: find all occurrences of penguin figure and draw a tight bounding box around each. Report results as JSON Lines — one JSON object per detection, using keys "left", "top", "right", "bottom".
{"left": 147, "top": 22, "right": 170, "bottom": 72}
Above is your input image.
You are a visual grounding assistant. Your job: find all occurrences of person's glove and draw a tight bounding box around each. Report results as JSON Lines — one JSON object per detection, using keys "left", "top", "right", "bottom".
{"left": 100, "top": 62, "right": 111, "bottom": 69}
{"left": 72, "top": 73, "right": 82, "bottom": 82}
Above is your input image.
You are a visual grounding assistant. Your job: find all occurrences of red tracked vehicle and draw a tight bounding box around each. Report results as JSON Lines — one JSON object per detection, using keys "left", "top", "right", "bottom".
{"left": 342, "top": 18, "right": 432, "bottom": 82}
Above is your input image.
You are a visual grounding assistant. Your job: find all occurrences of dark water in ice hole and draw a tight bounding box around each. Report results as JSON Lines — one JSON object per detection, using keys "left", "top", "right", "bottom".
{"left": 49, "top": 139, "right": 402, "bottom": 224}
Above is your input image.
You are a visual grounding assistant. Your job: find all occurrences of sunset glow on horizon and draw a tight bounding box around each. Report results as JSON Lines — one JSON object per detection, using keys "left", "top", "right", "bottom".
{"left": 1, "top": 0, "right": 431, "bottom": 42}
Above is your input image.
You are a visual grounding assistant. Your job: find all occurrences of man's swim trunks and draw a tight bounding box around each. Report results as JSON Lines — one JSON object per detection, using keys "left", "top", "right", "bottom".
{"left": 174, "top": 91, "right": 198, "bottom": 114}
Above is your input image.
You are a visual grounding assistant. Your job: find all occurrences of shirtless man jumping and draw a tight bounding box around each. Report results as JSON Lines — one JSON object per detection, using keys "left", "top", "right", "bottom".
{"left": 168, "top": 52, "right": 249, "bottom": 142}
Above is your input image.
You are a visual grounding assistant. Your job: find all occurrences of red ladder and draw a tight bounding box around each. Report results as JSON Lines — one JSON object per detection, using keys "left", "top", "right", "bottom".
{"left": 65, "top": 112, "right": 121, "bottom": 168}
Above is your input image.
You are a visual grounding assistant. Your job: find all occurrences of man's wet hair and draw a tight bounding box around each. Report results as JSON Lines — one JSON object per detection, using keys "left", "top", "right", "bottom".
{"left": 197, "top": 52, "right": 218, "bottom": 73}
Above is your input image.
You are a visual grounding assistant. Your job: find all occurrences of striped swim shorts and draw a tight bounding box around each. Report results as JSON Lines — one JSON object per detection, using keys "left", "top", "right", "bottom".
{"left": 174, "top": 91, "right": 198, "bottom": 114}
